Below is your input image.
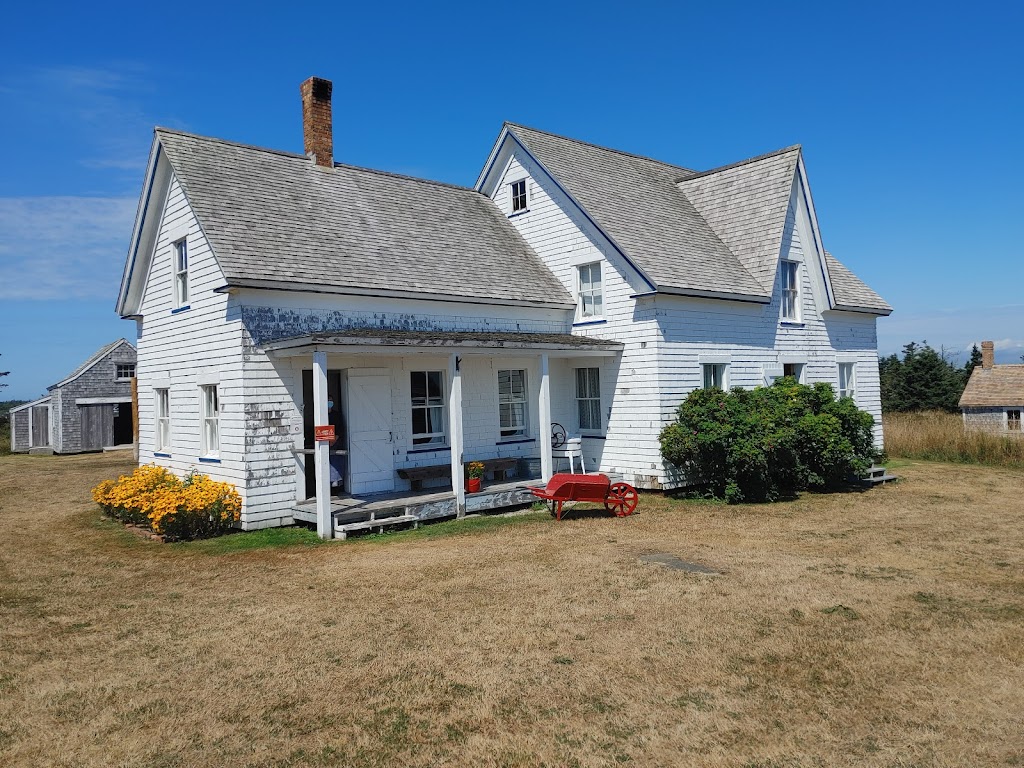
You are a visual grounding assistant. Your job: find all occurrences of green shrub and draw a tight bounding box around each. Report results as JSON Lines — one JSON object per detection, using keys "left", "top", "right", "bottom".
{"left": 659, "top": 378, "right": 878, "bottom": 503}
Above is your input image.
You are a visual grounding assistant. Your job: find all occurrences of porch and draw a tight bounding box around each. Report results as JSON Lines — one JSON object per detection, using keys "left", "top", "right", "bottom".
{"left": 263, "top": 328, "right": 622, "bottom": 539}
{"left": 289, "top": 476, "right": 546, "bottom": 539}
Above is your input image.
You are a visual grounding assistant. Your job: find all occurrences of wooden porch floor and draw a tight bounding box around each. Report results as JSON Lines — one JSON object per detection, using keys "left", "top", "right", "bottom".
{"left": 289, "top": 478, "right": 546, "bottom": 537}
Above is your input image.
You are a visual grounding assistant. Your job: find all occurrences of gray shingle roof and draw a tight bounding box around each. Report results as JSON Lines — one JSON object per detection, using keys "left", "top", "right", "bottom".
{"left": 49, "top": 339, "right": 135, "bottom": 390}
{"left": 960, "top": 365, "right": 1024, "bottom": 407}
{"left": 678, "top": 147, "right": 800, "bottom": 293}
{"left": 505, "top": 124, "right": 768, "bottom": 299}
{"left": 155, "top": 129, "right": 573, "bottom": 307}
{"left": 822, "top": 252, "right": 892, "bottom": 314}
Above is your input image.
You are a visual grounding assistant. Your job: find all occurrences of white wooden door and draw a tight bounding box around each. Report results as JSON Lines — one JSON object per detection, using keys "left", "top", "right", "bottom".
{"left": 347, "top": 372, "right": 395, "bottom": 494}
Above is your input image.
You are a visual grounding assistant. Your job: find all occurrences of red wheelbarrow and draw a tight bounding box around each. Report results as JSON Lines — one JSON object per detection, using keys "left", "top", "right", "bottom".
{"left": 531, "top": 473, "right": 639, "bottom": 521}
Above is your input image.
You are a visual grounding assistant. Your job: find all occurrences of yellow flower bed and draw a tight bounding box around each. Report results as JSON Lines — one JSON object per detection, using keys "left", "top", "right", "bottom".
{"left": 92, "top": 465, "right": 241, "bottom": 541}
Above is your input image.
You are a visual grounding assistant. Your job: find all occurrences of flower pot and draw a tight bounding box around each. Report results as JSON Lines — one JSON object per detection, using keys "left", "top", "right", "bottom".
{"left": 466, "top": 477, "right": 482, "bottom": 493}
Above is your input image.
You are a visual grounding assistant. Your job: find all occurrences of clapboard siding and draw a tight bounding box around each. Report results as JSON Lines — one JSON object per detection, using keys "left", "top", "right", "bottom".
{"left": 136, "top": 175, "right": 249, "bottom": 512}
{"left": 491, "top": 150, "right": 677, "bottom": 487}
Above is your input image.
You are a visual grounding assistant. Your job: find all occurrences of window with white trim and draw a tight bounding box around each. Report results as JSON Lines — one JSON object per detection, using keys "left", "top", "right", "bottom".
{"left": 411, "top": 371, "right": 446, "bottom": 446}
{"left": 116, "top": 363, "right": 136, "bottom": 381}
{"left": 838, "top": 363, "right": 856, "bottom": 400}
{"left": 498, "top": 369, "right": 528, "bottom": 438}
{"left": 173, "top": 239, "right": 189, "bottom": 307}
{"left": 575, "top": 367, "right": 602, "bottom": 431}
{"left": 783, "top": 363, "right": 804, "bottom": 383}
{"left": 510, "top": 179, "right": 528, "bottom": 213}
{"left": 1008, "top": 409, "right": 1022, "bottom": 432}
{"left": 577, "top": 262, "right": 603, "bottom": 319}
{"left": 702, "top": 363, "right": 727, "bottom": 390}
{"left": 155, "top": 388, "right": 170, "bottom": 452}
{"left": 780, "top": 260, "right": 800, "bottom": 321}
{"left": 200, "top": 384, "right": 219, "bottom": 456}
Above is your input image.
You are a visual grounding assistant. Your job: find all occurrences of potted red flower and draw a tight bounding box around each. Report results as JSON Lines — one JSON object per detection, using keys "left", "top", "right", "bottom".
{"left": 466, "top": 462, "right": 485, "bottom": 493}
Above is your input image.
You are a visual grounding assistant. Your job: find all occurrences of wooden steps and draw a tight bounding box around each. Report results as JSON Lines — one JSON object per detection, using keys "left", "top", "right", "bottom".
{"left": 863, "top": 465, "right": 897, "bottom": 485}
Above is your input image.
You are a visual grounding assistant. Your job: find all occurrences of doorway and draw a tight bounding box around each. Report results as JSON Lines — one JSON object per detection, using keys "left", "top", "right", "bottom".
{"left": 302, "top": 369, "right": 344, "bottom": 499}
{"left": 112, "top": 402, "right": 133, "bottom": 445}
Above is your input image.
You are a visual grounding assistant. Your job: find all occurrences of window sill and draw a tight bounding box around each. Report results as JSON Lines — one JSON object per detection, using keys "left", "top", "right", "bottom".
{"left": 198, "top": 456, "right": 221, "bottom": 464}
{"left": 508, "top": 209, "right": 530, "bottom": 218}
{"left": 407, "top": 445, "right": 451, "bottom": 455}
{"left": 497, "top": 437, "right": 535, "bottom": 445}
{"left": 580, "top": 433, "right": 606, "bottom": 440}
{"left": 154, "top": 452, "right": 171, "bottom": 458}
{"left": 171, "top": 305, "right": 191, "bottom": 315}
{"left": 573, "top": 318, "right": 607, "bottom": 327}
{"left": 779, "top": 320, "right": 805, "bottom": 328}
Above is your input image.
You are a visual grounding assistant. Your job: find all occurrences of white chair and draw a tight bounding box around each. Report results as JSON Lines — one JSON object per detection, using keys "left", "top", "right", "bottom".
{"left": 552, "top": 436, "right": 585, "bottom": 474}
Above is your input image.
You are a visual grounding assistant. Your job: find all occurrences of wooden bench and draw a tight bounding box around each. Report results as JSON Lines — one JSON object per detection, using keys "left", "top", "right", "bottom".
{"left": 397, "top": 464, "right": 450, "bottom": 491}
{"left": 397, "top": 458, "right": 522, "bottom": 490}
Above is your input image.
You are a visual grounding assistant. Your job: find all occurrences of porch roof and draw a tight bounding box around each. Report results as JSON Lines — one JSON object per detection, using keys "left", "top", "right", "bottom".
{"left": 261, "top": 328, "right": 622, "bottom": 357}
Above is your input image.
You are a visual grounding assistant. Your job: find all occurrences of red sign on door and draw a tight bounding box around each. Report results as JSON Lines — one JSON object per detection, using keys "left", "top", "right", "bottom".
{"left": 314, "top": 425, "right": 335, "bottom": 442}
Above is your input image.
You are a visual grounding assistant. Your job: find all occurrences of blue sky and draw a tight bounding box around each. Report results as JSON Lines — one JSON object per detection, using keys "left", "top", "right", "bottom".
{"left": 2, "top": 1, "right": 1022, "bottom": 400}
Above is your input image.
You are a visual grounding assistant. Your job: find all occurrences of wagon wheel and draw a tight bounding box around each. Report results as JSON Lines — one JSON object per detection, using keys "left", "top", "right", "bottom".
{"left": 605, "top": 483, "right": 639, "bottom": 517}
{"left": 550, "top": 422, "right": 567, "bottom": 449}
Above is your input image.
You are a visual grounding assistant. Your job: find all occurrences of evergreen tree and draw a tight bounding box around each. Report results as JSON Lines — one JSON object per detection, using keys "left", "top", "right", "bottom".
{"left": 963, "top": 344, "right": 983, "bottom": 382}
{"left": 878, "top": 341, "right": 967, "bottom": 413}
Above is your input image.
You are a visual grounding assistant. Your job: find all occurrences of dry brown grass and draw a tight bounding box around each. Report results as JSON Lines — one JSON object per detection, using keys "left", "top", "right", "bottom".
{"left": 884, "top": 411, "right": 1024, "bottom": 468}
{"left": 2, "top": 452, "right": 1023, "bottom": 767}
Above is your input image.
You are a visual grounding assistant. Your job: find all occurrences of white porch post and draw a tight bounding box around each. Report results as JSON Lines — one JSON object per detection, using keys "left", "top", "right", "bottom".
{"left": 539, "top": 353, "right": 553, "bottom": 482}
{"left": 312, "top": 350, "right": 332, "bottom": 540}
{"left": 448, "top": 352, "right": 466, "bottom": 518}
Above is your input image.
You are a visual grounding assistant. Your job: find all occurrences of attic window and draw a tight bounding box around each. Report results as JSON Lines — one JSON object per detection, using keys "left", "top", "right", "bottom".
{"left": 173, "top": 239, "right": 189, "bottom": 308}
{"left": 116, "top": 364, "right": 136, "bottom": 381}
{"left": 780, "top": 260, "right": 800, "bottom": 321}
{"left": 510, "top": 179, "right": 528, "bottom": 213}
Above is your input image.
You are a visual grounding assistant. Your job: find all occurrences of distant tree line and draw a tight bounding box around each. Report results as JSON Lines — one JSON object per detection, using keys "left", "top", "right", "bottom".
{"left": 879, "top": 341, "right": 981, "bottom": 413}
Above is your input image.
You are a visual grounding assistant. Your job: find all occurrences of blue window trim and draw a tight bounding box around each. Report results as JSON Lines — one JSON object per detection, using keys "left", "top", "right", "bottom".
{"left": 581, "top": 434, "right": 606, "bottom": 441}
{"left": 154, "top": 452, "right": 171, "bottom": 458}
{"left": 407, "top": 445, "right": 451, "bottom": 455}
{"left": 573, "top": 319, "right": 608, "bottom": 328}
{"left": 171, "top": 305, "right": 191, "bottom": 315}
{"left": 496, "top": 437, "right": 535, "bottom": 446}
{"left": 507, "top": 209, "right": 530, "bottom": 219}
{"left": 198, "top": 456, "right": 221, "bottom": 464}
{"left": 779, "top": 321, "right": 805, "bottom": 328}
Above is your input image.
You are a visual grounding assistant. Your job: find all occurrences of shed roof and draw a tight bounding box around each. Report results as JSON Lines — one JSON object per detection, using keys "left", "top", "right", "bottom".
{"left": 156, "top": 129, "right": 573, "bottom": 309}
{"left": 959, "top": 365, "right": 1024, "bottom": 407}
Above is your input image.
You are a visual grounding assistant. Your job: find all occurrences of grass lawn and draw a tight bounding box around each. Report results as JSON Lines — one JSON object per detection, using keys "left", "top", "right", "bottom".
{"left": 1, "top": 453, "right": 1022, "bottom": 767}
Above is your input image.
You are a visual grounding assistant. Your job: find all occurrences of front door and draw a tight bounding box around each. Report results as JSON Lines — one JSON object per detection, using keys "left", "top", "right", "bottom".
{"left": 347, "top": 370, "right": 395, "bottom": 495}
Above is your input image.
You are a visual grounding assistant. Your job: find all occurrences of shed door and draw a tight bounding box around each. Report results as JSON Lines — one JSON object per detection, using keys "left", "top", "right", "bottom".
{"left": 347, "top": 372, "right": 394, "bottom": 495}
{"left": 31, "top": 406, "right": 49, "bottom": 447}
{"left": 80, "top": 405, "right": 114, "bottom": 451}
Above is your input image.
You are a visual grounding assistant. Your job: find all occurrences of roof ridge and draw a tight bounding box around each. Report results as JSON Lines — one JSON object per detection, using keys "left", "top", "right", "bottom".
{"left": 679, "top": 145, "right": 802, "bottom": 181}
{"left": 156, "top": 126, "right": 481, "bottom": 195}
{"left": 155, "top": 126, "right": 309, "bottom": 161}
{"left": 505, "top": 122, "right": 697, "bottom": 174}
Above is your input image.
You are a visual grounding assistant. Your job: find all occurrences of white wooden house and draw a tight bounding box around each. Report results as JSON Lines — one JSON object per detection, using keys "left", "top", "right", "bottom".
{"left": 116, "top": 77, "right": 890, "bottom": 538}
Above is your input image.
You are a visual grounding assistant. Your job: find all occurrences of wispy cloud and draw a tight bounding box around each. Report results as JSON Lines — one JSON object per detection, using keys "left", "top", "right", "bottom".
{"left": 878, "top": 305, "right": 1024, "bottom": 363}
{"left": 0, "top": 196, "right": 137, "bottom": 300}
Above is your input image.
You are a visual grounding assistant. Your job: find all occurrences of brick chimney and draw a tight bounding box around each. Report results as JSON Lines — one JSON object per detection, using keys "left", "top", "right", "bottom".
{"left": 981, "top": 340, "right": 994, "bottom": 369}
{"left": 300, "top": 77, "right": 333, "bottom": 168}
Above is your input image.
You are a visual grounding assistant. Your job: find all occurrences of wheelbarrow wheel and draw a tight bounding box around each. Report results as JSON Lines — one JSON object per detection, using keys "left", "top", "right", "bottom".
{"left": 605, "top": 482, "right": 639, "bottom": 516}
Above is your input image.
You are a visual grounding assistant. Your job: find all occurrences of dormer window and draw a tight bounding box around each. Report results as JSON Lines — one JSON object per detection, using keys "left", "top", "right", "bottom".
{"left": 510, "top": 179, "right": 528, "bottom": 213}
{"left": 780, "top": 260, "right": 800, "bottom": 321}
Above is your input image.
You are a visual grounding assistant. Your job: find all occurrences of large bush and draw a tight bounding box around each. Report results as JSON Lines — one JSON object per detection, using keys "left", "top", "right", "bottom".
{"left": 92, "top": 465, "right": 241, "bottom": 540}
{"left": 659, "top": 378, "right": 878, "bottom": 503}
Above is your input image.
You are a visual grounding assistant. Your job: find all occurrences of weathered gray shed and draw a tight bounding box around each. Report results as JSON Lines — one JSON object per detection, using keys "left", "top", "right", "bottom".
{"left": 959, "top": 341, "right": 1024, "bottom": 435}
{"left": 10, "top": 339, "right": 137, "bottom": 454}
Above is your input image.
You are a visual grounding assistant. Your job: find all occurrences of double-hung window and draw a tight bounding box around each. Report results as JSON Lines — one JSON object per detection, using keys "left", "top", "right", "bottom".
{"left": 577, "top": 263, "right": 603, "bottom": 319}
{"left": 200, "top": 384, "right": 219, "bottom": 457}
{"left": 155, "top": 389, "right": 170, "bottom": 452}
{"left": 498, "top": 369, "right": 528, "bottom": 438}
{"left": 116, "top": 363, "right": 136, "bottom": 381}
{"left": 174, "top": 239, "right": 189, "bottom": 307}
{"left": 838, "top": 363, "right": 856, "bottom": 400}
{"left": 783, "top": 362, "right": 804, "bottom": 383}
{"left": 780, "top": 260, "right": 799, "bottom": 321}
{"left": 411, "top": 371, "right": 446, "bottom": 446}
{"left": 510, "top": 179, "right": 528, "bottom": 213}
{"left": 575, "top": 367, "right": 602, "bottom": 431}
{"left": 702, "top": 363, "right": 727, "bottom": 390}
{"left": 1008, "top": 410, "right": 1022, "bottom": 432}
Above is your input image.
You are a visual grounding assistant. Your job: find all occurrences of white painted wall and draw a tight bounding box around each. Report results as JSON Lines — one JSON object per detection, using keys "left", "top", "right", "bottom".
{"left": 135, "top": 176, "right": 248, "bottom": 506}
